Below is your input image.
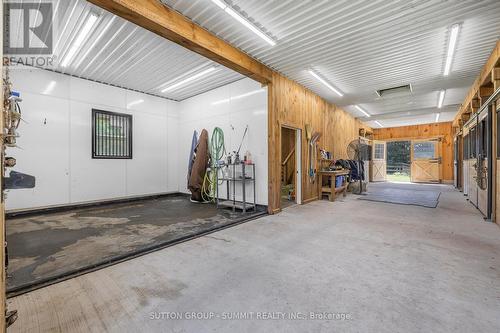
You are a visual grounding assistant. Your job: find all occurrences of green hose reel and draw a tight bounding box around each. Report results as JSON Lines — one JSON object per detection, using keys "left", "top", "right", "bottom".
{"left": 202, "top": 127, "right": 226, "bottom": 202}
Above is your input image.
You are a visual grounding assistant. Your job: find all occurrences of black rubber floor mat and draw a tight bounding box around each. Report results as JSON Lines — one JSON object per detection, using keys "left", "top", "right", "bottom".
{"left": 358, "top": 188, "right": 440, "bottom": 208}
{"left": 6, "top": 195, "right": 267, "bottom": 296}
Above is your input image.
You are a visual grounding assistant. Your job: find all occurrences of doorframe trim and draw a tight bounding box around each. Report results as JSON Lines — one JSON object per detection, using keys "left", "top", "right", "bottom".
{"left": 280, "top": 124, "right": 303, "bottom": 208}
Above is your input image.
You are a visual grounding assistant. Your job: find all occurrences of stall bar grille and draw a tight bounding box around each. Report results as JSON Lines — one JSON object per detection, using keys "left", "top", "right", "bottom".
{"left": 92, "top": 109, "right": 133, "bottom": 159}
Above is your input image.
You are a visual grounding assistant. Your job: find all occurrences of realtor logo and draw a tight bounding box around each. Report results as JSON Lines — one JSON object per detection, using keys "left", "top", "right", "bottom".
{"left": 4, "top": 2, "right": 53, "bottom": 55}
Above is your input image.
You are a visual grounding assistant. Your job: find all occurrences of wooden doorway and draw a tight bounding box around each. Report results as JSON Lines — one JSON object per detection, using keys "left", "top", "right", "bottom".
{"left": 410, "top": 138, "right": 442, "bottom": 183}
{"left": 280, "top": 126, "right": 302, "bottom": 208}
{"left": 386, "top": 140, "right": 411, "bottom": 182}
{"left": 370, "top": 140, "right": 386, "bottom": 182}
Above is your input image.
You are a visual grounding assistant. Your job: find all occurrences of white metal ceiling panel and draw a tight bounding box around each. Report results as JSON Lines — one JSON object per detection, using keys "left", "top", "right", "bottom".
{"left": 13, "top": 0, "right": 500, "bottom": 125}
{"left": 162, "top": 0, "right": 500, "bottom": 126}
{"left": 15, "top": 0, "right": 244, "bottom": 101}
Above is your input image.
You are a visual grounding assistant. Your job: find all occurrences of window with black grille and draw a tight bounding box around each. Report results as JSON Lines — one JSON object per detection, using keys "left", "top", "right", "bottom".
{"left": 92, "top": 109, "right": 132, "bottom": 159}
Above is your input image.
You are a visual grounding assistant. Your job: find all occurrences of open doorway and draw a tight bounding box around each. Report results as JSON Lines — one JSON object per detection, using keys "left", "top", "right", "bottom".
{"left": 281, "top": 127, "right": 301, "bottom": 209}
{"left": 386, "top": 141, "right": 411, "bottom": 182}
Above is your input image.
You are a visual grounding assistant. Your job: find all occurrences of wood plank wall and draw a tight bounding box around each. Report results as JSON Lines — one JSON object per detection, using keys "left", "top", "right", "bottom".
{"left": 268, "top": 72, "right": 370, "bottom": 213}
{"left": 372, "top": 122, "right": 454, "bottom": 182}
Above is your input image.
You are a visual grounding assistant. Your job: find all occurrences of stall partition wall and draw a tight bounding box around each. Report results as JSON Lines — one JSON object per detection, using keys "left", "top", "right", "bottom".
{"left": 6, "top": 68, "right": 179, "bottom": 211}
{"left": 462, "top": 104, "right": 495, "bottom": 219}
{"left": 177, "top": 78, "right": 269, "bottom": 206}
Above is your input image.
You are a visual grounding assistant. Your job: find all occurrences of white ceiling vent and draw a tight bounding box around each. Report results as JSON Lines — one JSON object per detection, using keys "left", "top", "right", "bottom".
{"left": 376, "top": 84, "right": 413, "bottom": 98}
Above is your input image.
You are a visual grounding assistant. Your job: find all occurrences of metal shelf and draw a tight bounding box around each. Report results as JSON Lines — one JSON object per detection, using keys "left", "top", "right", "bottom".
{"left": 219, "top": 178, "right": 255, "bottom": 182}
{"left": 216, "top": 163, "right": 256, "bottom": 213}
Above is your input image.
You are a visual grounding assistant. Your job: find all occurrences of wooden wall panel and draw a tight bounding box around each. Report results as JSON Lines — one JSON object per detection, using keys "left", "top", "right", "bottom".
{"left": 373, "top": 122, "right": 453, "bottom": 182}
{"left": 332, "top": 107, "right": 367, "bottom": 159}
{"left": 268, "top": 72, "right": 370, "bottom": 213}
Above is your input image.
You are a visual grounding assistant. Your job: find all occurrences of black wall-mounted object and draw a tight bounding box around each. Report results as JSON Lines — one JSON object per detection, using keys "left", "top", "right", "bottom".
{"left": 92, "top": 109, "right": 133, "bottom": 159}
{"left": 4, "top": 171, "right": 35, "bottom": 190}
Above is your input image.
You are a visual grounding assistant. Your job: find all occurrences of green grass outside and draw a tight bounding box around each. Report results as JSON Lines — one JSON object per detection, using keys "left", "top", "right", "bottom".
{"left": 386, "top": 173, "right": 411, "bottom": 182}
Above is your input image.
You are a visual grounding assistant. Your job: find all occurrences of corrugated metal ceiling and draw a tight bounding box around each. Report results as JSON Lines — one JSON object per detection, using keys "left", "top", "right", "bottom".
{"left": 13, "top": 0, "right": 500, "bottom": 126}
{"left": 14, "top": 0, "right": 244, "bottom": 101}
{"left": 161, "top": 0, "right": 500, "bottom": 126}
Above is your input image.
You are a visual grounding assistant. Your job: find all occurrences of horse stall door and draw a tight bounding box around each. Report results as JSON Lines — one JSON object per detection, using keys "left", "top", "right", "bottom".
{"left": 477, "top": 108, "right": 492, "bottom": 218}
{"left": 463, "top": 128, "right": 469, "bottom": 196}
{"left": 370, "top": 141, "right": 386, "bottom": 181}
{"left": 410, "top": 139, "right": 442, "bottom": 183}
{"left": 468, "top": 124, "right": 478, "bottom": 208}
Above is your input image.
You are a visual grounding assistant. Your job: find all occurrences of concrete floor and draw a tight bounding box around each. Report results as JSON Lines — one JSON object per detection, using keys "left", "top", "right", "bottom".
{"left": 7, "top": 184, "right": 500, "bottom": 332}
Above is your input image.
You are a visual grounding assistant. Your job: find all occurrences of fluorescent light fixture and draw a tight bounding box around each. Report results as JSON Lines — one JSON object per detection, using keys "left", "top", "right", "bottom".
{"left": 127, "top": 99, "right": 144, "bottom": 108}
{"left": 308, "top": 70, "right": 343, "bottom": 97}
{"left": 161, "top": 66, "right": 218, "bottom": 93}
{"left": 375, "top": 121, "right": 383, "bottom": 128}
{"left": 435, "top": 113, "right": 440, "bottom": 123}
{"left": 74, "top": 16, "right": 116, "bottom": 69}
{"left": 443, "top": 24, "right": 460, "bottom": 76}
{"left": 355, "top": 105, "right": 371, "bottom": 117}
{"left": 42, "top": 81, "right": 56, "bottom": 95}
{"left": 61, "top": 12, "right": 99, "bottom": 68}
{"left": 212, "top": 89, "right": 266, "bottom": 105}
{"left": 211, "top": 0, "right": 276, "bottom": 46}
{"left": 437, "top": 90, "right": 445, "bottom": 108}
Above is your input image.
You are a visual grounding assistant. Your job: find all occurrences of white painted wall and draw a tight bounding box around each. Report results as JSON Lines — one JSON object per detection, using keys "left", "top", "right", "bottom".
{"left": 178, "top": 78, "right": 268, "bottom": 205}
{"left": 7, "top": 69, "right": 267, "bottom": 211}
{"left": 7, "top": 68, "right": 179, "bottom": 211}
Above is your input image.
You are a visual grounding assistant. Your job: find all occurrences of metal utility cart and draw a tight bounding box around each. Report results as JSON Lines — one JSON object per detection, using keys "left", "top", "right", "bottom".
{"left": 216, "top": 162, "right": 256, "bottom": 213}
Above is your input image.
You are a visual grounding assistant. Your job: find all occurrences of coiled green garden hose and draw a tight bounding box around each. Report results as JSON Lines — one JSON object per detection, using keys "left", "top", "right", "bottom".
{"left": 202, "top": 127, "right": 226, "bottom": 202}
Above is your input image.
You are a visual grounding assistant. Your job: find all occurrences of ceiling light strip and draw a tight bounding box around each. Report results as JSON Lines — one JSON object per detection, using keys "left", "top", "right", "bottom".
{"left": 437, "top": 90, "right": 446, "bottom": 108}
{"left": 61, "top": 12, "right": 100, "bottom": 68}
{"left": 435, "top": 113, "right": 440, "bottom": 123}
{"left": 161, "top": 66, "right": 218, "bottom": 93}
{"left": 375, "top": 121, "right": 383, "bottom": 128}
{"left": 355, "top": 105, "right": 371, "bottom": 117}
{"left": 211, "top": 0, "right": 276, "bottom": 46}
{"left": 74, "top": 16, "right": 117, "bottom": 69}
{"left": 308, "top": 70, "right": 343, "bottom": 97}
{"left": 443, "top": 24, "right": 460, "bottom": 76}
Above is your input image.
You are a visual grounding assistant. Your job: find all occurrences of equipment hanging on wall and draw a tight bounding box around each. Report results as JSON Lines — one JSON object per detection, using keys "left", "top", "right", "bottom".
{"left": 4, "top": 171, "right": 35, "bottom": 190}
{"left": 187, "top": 130, "right": 198, "bottom": 187}
{"left": 201, "top": 127, "right": 226, "bottom": 203}
{"left": 346, "top": 138, "right": 371, "bottom": 194}
{"left": 188, "top": 129, "right": 209, "bottom": 202}
{"left": 308, "top": 132, "right": 321, "bottom": 183}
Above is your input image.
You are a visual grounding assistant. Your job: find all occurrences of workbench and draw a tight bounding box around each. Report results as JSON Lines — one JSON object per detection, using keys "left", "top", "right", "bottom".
{"left": 318, "top": 169, "right": 350, "bottom": 202}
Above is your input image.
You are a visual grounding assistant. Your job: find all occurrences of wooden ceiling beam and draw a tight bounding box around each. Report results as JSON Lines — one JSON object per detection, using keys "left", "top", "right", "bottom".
{"left": 453, "top": 41, "right": 500, "bottom": 128}
{"left": 87, "top": 0, "right": 273, "bottom": 84}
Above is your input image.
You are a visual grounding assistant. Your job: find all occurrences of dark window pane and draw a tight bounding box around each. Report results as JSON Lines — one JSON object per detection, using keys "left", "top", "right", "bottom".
{"left": 92, "top": 109, "right": 132, "bottom": 159}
